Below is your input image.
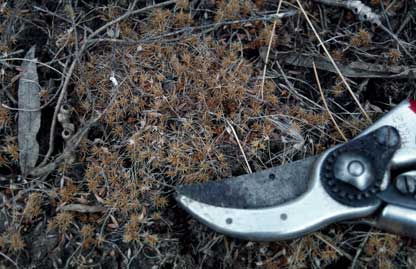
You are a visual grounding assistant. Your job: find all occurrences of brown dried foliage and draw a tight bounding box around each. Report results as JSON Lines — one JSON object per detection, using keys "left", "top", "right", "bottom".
{"left": 0, "top": 0, "right": 414, "bottom": 267}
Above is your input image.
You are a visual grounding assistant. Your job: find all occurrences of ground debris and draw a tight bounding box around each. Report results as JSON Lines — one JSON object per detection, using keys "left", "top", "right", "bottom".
{"left": 0, "top": 0, "right": 414, "bottom": 268}
{"left": 29, "top": 223, "right": 59, "bottom": 266}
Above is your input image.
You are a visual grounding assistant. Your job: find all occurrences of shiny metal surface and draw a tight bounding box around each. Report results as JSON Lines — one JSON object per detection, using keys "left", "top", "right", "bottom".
{"left": 176, "top": 149, "right": 380, "bottom": 241}
{"left": 377, "top": 205, "right": 416, "bottom": 238}
{"left": 176, "top": 157, "right": 316, "bottom": 209}
{"left": 333, "top": 153, "right": 374, "bottom": 191}
{"left": 360, "top": 99, "right": 416, "bottom": 169}
{"left": 348, "top": 161, "right": 365, "bottom": 176}
{"left": 377, "top": 170, "right": 416, "bottom": 211}
{"left": 176, "top": 99, "right": 416, "bottom": 240}
{"left": 395, "top": 171, "right": 416, "bottom": 195}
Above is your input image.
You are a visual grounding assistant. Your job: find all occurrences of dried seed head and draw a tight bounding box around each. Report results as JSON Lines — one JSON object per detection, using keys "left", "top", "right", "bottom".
{"left": 9, "top": 232, "right": 26, "bottom": 252}
{"left": 23, "top": 192, "right": 43, "bottom": 220}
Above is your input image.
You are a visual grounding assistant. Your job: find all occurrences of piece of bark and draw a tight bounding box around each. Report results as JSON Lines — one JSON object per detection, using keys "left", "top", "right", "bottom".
{"left": 18, "top": 46, "right": 41, "bottom": 176}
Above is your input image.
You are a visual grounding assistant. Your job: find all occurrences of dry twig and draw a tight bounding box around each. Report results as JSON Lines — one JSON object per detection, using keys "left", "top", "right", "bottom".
{"left": 0, "top": 251, "right": 18, "bottom": 268}
{"left": 226, "top": 120, "right": 252, "bottom": 174}
{"left": 277, "top": 53, "right": 416, "bottom": 79}
{"left": 259, "top": 0, "right": 284, "bottom": 100}
{"left": 313, "top": 0, "right": 381, "bottom": 26}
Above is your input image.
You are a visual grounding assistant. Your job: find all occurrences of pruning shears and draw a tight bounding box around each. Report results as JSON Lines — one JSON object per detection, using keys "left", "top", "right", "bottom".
{"left": 176, "top": 99, "right": 416, "bottom": 241}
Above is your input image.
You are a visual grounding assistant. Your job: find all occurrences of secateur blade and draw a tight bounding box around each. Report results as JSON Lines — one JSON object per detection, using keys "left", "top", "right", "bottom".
{"left": 176, "top": 157, "right": 316, "bottom": 209}
{"left": 175, "top": 144, "right": 383, "bottom": 241}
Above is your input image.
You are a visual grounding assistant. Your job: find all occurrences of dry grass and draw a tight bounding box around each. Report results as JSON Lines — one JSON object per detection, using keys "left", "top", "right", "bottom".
{"left": 0, "top": 0, "right": 415, "bottom": 268}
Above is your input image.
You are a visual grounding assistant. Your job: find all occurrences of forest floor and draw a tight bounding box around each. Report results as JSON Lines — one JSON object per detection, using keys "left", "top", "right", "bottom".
{"left": 0, "top": 0, "right": 415, "bottom": 268}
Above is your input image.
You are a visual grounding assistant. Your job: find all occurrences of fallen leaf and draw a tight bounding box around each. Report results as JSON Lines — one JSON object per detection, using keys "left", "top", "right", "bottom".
{"left": 58, "top": 204, "right": 106, "bottom": 213}
{"left": 18, "top": 46, "right": 41, "bottom": 176}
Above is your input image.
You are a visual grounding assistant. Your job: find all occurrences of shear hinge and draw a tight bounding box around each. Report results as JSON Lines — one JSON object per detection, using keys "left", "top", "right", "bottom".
{"left": 321, "top": 126, "right": 401, "bottom": 207}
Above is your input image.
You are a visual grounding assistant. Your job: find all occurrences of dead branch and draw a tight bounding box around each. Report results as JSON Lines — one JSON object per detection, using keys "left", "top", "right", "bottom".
{"left": 272, "top": 52, "right": 416, "bottom": 79}
{"left": 314, "top": 0, "right": 381, "bottom": 26}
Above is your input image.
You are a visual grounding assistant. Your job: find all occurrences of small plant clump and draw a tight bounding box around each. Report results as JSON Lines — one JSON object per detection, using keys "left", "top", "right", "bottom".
{"left": 350, "top": 29, "right": 372, "bottom": 47}
{"left": 0, "top": 0, "right": 414, "bottom": 268}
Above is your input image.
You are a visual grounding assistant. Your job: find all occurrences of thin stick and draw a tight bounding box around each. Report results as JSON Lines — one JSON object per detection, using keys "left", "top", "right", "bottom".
{"left": 259, "top": 0, "right": 284, "bottom": 100}
{"left": 351, "top": 229, "right": 372, "bottom": 268}
{"left": 314, "top": 233, "right": 353, "bottom": 260}
{"left": 226, "top": 120, "right": 252, "bottom": 174}
{"left": 296, "top": 0, "right": 372, "bottom": 124}
{"left": 0, "top": 251, "right": 18, "bottom": 268}
{"left": 312, "top": 62, "right": 348, "bottom": 142}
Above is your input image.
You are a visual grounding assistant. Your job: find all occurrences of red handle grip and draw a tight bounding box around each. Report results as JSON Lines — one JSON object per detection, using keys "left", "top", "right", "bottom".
{"left": 410, "top": 98, "right": 416, "bottom": 113}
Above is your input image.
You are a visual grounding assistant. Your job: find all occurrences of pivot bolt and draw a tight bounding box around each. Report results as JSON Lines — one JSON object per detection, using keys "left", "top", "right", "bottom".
{"left": 348, "top": 161, "right": 365, "bottom": 177}
{"left": 375, "top": 126, "right": 400, "bottom": 148}
{"left": 395, "top": 174, "right": 416, "bottom": 195}
{"left": 333, "top": 153, "right": 374, "bottom": 191}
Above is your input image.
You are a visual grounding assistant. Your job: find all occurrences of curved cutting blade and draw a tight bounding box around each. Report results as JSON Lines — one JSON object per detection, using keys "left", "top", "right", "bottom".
{"left": 176, "top": 157, "right": 317, "bottom": 209}
{"left": 176, "top": 151, "right": 380, "bottom": 241}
